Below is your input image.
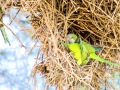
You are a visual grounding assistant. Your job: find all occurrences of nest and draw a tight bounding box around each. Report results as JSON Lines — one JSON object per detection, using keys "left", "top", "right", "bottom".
{"left": 1, "top": 0, "right": 120, "bottom": 90}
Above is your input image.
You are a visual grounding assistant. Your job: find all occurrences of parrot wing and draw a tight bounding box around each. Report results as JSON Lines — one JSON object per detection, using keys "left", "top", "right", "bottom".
{"left": 82, "top": 41, "right": 95, "bottom": 53}
{"left": 75, "top": 35, "right": 103, "bottom": 52}
{"left": 75, "top": 35, "right": 90, "bottom": 65}
{"left": 90, "top": 53, "right": 120, "bottom": 66}
{"left": 76, "top": 36, "right": 90, "bottom": 65}
{"left": 78, "top": 35, "right": 83, "bottom": 55}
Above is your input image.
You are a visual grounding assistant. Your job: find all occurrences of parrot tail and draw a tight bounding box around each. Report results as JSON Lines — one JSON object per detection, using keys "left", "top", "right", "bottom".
{"left": 90, "top": 53, "right": 120, "bottom": 66}
{"left": 58, "top": 40, "right": 68, "bottom": 47}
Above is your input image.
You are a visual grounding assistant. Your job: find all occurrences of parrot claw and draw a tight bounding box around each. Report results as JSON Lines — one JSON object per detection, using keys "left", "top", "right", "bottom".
{"left": 82, "top": 60, "right": 89, "bottom": 65}
{"left": 77, "top": 60, "right": 82, "bottom": 66}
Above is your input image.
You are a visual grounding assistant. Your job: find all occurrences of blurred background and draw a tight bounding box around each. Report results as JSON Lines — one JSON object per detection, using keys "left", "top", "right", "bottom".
{"left": 0, "top": 8, "right": 55, "bottom": 90}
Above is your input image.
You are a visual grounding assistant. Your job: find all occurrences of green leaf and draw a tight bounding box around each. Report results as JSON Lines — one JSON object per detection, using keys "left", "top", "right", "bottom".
{"left": 0, "top": 7, "right": 11, "bottom": 45}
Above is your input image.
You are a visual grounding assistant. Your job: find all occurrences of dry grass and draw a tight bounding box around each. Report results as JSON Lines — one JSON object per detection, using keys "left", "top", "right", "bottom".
{"left": 1, "top": 0, "right": 120, "bottom": 90}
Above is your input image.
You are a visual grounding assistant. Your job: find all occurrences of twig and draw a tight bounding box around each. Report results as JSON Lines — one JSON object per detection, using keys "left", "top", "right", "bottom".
{"left": 9, "top": 9, "right": 20, "bottom": 25}
{"left": 0, "top": 21, "right": 26, "bottom": 49}
{"left": 0, "top": 73, "right": 32, "bottom": 90}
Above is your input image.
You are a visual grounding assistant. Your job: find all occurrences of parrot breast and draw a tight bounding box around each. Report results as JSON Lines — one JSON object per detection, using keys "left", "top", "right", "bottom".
{"left": 68, "top": 43, "right": 88, "bottom": 65}
{"left": 68, "top": 43, "right": 80, "bottom": 53}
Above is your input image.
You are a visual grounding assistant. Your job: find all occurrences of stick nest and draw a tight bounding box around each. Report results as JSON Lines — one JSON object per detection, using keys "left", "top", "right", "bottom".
{"left": 1, "top": 0, "right": 120, "bottom": 90}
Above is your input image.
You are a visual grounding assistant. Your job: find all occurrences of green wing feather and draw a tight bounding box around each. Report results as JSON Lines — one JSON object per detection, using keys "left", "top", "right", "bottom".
{"left": 82, "top": 41, "right": 95, "bottom": 53}
{"left": 79, "top": 35, "right": 83, "bottom": 55}
{"left": 77, "top": 35, "right": 83, "bottom": 56}
{"left": 75, "top": 36, "right": 102, "bottom": 51}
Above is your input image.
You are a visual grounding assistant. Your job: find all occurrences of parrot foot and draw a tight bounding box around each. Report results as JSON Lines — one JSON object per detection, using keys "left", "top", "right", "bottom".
{"left": 77, "top": 60, "right": 82, "bottom": 66}
{"left": 82, "top": 59, "right": 89, "bottom": 65}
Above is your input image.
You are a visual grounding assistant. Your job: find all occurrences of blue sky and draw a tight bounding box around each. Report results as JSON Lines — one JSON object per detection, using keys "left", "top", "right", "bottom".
{"left": 0, "top": 10, "right": 55, "bottom": 90}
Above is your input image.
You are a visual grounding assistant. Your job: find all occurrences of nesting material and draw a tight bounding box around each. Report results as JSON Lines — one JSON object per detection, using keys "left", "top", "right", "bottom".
{"left": 1, "top": 0, "right": 120, "bottom": 90}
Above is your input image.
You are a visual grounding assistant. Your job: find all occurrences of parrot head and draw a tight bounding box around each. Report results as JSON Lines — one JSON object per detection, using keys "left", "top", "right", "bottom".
{"left": 66, "top": 34, "right": 77, "bottom": 44}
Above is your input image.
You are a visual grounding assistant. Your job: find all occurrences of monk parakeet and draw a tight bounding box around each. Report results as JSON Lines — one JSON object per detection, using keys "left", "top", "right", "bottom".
{"left": 0, "top": 7, "right": 10, "bottom": 45}
{"left": 59, "top": 34, "right": 120, "bottom": 66}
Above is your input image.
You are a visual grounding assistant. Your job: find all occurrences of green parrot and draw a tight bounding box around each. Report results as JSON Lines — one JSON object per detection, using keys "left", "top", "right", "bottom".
{"left": 59, "top": 34, "right": 120, "bottom": 66}
{"left": 0, "top": 7, "right": 10, "bottom": 45}
{"left": 66, "top": 34, "right": 103, "bottom": 65}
